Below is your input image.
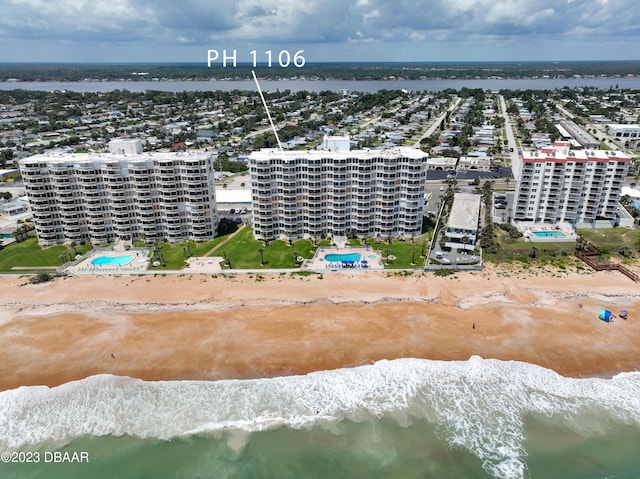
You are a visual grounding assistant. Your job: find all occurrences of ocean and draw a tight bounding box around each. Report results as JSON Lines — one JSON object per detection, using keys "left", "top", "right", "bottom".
{"left": 1, "top": 357, "right": 640, "bottom": 479}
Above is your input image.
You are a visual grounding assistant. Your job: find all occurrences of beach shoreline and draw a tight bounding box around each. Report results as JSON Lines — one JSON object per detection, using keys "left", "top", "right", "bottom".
{"left": 0, "top": 267, "right": 639, "bottom": 392}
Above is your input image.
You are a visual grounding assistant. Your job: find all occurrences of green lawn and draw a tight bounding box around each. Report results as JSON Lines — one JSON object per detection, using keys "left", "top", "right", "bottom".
{"left": 148, "top": 242, "right": 200, "bottom": 270}
{"left": 366, "top": 237, "right": 427, "bottom": 269}
{"left": 484, "top": 229, "right": 576, "bottom": 263}
{"left": 210, "top": 227, "right": 316, "bottom": 269}
{"left": 0, "top": 237, "right": 89, "bottom": 272}
{"left": 194, "top": 237, "right": 228, "bottom": 256}
{"left": 577, "top": 228, "right": 640, "bottom": 255}
{"left": 135, "top": 237, "right": 230, "bottom": 270}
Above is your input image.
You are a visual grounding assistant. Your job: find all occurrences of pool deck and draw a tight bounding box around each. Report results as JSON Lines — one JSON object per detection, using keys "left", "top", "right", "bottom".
{"left": 305, "top": 247, "right": 384, "bottom": 272}
{"left": 521, "top": 224, "right": 578, "bottom": 243}
{"left": 183, "top": 257, "right": 225, "bottom": 273}
{"left": 67, "top": 250, "right": 151, "bottom": 275}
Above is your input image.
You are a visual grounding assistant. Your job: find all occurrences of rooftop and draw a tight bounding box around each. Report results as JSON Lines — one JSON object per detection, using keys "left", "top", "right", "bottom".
{"left": 249, "top": 146, "right": 428, "bottom": 161}
{"left": 19, "top": 149, "right": 214, "bottom": 166}
{"left": 522, "top": 144, "right": 631, "bottom": 163}
{"left": 447, "top": 193, "right": 481, "bottom": 231}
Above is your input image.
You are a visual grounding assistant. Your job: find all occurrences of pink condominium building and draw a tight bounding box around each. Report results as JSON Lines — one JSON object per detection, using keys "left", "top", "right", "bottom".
{"left": 514, "top": 141, "right": 631, "bottom": 228}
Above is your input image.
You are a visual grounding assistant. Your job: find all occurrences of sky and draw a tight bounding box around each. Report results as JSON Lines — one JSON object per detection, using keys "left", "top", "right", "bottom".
{"left": 1, "top": 0, "right": 639, "bottom": 64}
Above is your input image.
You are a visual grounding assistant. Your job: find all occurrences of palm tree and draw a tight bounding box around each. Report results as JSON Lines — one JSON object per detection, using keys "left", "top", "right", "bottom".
{"left": 257, "top": 248, "right": 264, "bottom": 266}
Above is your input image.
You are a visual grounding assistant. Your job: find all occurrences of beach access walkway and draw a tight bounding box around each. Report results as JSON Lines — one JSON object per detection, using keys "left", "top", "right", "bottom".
{"left": 575, "top": 245, "right": 639, "bottom": 283}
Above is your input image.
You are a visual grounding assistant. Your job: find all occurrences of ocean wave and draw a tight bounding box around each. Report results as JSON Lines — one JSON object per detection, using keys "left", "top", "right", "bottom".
{"left": 1, "top": 357, "right": 640, "bottom": 479}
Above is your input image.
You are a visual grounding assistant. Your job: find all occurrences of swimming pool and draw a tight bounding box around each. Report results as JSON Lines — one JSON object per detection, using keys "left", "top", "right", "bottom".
{"left": 532, "top": 231, "right": 566, "bottom": 238}
{"left": 90, "top": 255, "right": 135, "bottom": 266}
{"left": 324, "top": 253, "right": 362, "bottom": 262}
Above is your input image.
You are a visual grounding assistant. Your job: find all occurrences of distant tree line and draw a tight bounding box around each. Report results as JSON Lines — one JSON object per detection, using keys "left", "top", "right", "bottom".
{"left": 4, "top": 61, "right": 640, "bottom": 82}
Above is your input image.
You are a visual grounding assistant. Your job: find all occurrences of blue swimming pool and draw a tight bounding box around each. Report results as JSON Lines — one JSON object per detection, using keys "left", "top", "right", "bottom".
{"left": 532, "top": 231, "right": 566, "bottom": 238}
{"left": 90, "top": 255, "right": 135, "bottom": 266}
{"left": 324, "top": 253, "right": 362, "bottom": 263}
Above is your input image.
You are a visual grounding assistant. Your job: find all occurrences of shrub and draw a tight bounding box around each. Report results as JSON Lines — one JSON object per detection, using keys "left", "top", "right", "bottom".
{"left": 498, "top": 223, "right": 523, "bottom": 239}
{"left": 29, "top": 272, "right": 55, "bottom": 284}
{"left": 434, "top": 268, "right": 455, "bottom": 276}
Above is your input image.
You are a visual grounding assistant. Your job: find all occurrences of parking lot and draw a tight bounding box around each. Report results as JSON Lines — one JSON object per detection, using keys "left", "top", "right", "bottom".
{"left": 492, "top": 192, "right": 514, "bottom": 223}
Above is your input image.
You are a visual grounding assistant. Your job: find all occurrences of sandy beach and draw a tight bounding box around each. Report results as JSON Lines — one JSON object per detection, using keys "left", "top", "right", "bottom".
{"left": 0, "top": 265, "right": 639, "bottom": 391}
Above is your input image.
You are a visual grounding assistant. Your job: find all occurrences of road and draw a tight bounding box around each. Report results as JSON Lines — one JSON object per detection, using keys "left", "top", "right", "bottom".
{"left": 416, "top": 96, "right": 462, "bottom": 143}
{"left": 498, "top": 95, "right": 522, "bottom": 180}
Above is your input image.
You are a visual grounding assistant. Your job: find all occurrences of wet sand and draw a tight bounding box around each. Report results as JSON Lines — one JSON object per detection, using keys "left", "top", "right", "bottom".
{"left": 0, "top": 267, "right": 639, "bottom": 391}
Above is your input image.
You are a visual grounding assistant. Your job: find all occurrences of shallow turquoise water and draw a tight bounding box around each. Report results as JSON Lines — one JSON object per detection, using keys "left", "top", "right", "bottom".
{"left": 324, "top": 253, "right": 362, "bottom": 262}
{"left": 90, "top": 255, "right": 134, "bottom": 266}
{"left": 531, "top": 231, "right": 566, "bottom": 238}
{"left": 2, "top": 358, "right": 640, "bottom": 479}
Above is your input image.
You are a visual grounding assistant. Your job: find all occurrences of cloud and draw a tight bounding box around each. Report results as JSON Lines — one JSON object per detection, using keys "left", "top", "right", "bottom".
{"left": 0, "top": 0, "right": 639, "bottom": 61}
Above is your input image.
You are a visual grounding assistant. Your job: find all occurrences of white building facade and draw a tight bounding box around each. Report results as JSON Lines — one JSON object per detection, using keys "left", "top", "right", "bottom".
{"left": 19, "top": 142, "right": 217, "bottom": 246}
{"left": 445, "top": 193, "right": 481, "bottom": 251}
{"left": 248, "top": 147, "right": 428, "bottom": 241}
{"left": 514, "top": 142, "right": 630, "bottom": 228}
{"left": 607, "top": 124, "right": 640, "bottom": 150}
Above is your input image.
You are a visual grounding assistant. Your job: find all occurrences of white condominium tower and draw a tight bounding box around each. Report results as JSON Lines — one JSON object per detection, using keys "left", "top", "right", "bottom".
{"left": 248, "top": 144, "right": 428, "bottom": 241}
{"left": 19, "top": 139, "right": 217, "bottom": 246}
{"left": 514, "top": 141, "right": 630, "bottom": 228}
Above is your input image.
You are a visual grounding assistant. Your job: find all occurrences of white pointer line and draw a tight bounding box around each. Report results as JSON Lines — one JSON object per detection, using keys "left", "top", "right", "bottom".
{"left": 252, "top": 70, "right": 285, "bottom": 153}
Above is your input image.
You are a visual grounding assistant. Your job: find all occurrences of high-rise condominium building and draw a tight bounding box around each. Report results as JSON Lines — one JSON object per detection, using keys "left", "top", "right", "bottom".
{"left": 514, "top": 142, "right": 630, "bottom": 228}
{"left": 19, "top": 140, "right": 217, "bottom": 246}
{"left": 248, "top": 145, "right": 428, "bottom": 241}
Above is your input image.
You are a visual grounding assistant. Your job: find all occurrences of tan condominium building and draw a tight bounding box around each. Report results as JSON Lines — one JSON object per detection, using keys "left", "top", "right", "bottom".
{"left": 19, "top": 139, "right": 217, "bottom": 246}
{"left": 248, "top": 145, "right": 428, "bottom": 241}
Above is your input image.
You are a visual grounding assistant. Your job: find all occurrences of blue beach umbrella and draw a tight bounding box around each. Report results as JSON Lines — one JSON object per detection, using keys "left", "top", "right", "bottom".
{"left": 598, "top": 307, "right": 612, "bottom": 322}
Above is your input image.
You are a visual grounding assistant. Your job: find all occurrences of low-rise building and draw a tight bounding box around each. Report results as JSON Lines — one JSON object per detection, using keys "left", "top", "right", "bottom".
{"left": 607, "top": 124, "right": 640, "bottom": 149}
{"left": 558, "top": 119, "right": 600, "bottom": 149}
{"left": 458, "top": 156, "right": 491, "bottom": 171}
{"left": 427, "top": 156, "right": 458, "bottom": 171}
{"left": 444, "top": 193, "right": 481, "bottom": 251}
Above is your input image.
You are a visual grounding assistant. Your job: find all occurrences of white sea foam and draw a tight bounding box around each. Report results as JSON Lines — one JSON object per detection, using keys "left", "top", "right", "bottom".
{"left": 1, "top": 358, "right": 640, "bottom": 479}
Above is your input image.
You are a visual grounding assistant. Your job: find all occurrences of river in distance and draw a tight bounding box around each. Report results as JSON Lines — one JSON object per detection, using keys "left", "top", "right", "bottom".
{"left": 1, "top": 357, "right": 640, "bottom": 479}
{"left": 1, "top": 77, "right": 640, "bottom": 93}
